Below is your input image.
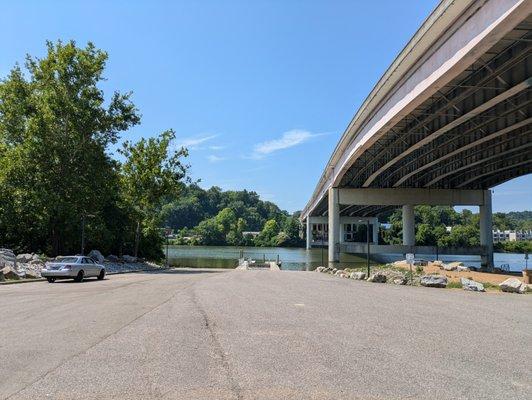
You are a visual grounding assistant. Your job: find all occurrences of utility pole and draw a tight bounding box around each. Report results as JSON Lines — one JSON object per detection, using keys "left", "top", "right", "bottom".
{"left": 81, "top": 214, "right": 96, "bottom": 256}
{"left": 134, "top": 220, "right": 140, "bottom": 258}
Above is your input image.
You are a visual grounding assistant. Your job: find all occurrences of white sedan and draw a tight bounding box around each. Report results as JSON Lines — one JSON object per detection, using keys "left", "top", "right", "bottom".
{"left": 41, "top": 256, "right": 106, "bottom": 283}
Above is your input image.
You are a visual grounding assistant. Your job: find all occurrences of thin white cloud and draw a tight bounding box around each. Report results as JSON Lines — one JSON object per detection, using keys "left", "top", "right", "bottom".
{"left": 209, "top": 145, "right": 226, "bottom": 151}
{"left": 176, "top": 134, "right": 218, "bottom": 150}
{"left": 207, "top": 154, "right": 226, "bottom": 163}
{"left": 251, "top": 129, "right": 325, "bottom": 159}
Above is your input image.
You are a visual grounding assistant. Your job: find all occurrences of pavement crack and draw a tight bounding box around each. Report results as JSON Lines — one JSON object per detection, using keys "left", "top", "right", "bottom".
{"left": 4, "top": 281, "right": 196, "bottom": 400}
{"left": 191, "top": 287, "right": 243, "bottom": 400}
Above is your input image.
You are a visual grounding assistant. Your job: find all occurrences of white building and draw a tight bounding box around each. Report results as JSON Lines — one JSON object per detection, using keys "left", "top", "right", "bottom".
{"left": 492, "top": 230, "right": 532, "bottom": 242}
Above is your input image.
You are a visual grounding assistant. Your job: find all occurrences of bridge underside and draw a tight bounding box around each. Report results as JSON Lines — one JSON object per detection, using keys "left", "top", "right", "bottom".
{"left": 304, "top": 2, "right": 532, "bottom": 270}
{"left": 310, "top": 14, "right": 532, "bottom": 218}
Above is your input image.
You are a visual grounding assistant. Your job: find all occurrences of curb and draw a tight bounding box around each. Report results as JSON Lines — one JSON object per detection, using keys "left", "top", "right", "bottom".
{"left": 0, "top": 278, "right": 46, "bottom": 285}
{"left": 0, "top": 266, "right": 170, "bottom": 285}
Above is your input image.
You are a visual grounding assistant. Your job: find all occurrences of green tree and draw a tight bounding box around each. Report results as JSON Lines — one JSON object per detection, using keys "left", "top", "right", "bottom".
{"left": 439, "top": 224, "right": 480, "bottom": 247}
{"left": 215, "top": 208, "right": 237, "bottom": 233}
{"left": 195, "top": 218, "right": 225, "bottom": 245}
{"left": 275, "top": 216, "right": 304, "bottom": 247}
{"left": 0, "top": 40, "right": 140, "bottom": 255}
{"left": 119, "top": 129, "right": 189, "bottom": 258}
{"left": 255, "top": 219, "right": 280, "bottom": 247}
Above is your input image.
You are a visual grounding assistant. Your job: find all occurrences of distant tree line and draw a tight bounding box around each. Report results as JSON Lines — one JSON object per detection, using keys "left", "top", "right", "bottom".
{"left": 382, "top": 206, "right": 531, "bottom": 253}
{"left": 161, "top": 184, "right": 304, "bottom": 247}
{"left": 0, "top": 41, "right": 189, "bottom": 259}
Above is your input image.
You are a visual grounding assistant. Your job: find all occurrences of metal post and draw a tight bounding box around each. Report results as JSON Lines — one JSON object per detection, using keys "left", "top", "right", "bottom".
{"left": 366, "top": 219, "right": 370, "bottom": 278}
{"left": 165, "top": 234, "right": 169, "bottom": 267}
{"left": 80, "top": 215, "right": 86, "bottom": 256}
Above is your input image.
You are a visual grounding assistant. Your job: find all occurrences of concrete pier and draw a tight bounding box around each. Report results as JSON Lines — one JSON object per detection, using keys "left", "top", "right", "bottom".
{"left": 402, "top": 205, "right": 415, "bottom": 246}
{"left": 479, "top": 190, "right": 494, "bottom": 270}
{"left": 328, "top": 187, "right": 340, "bottom": 263}
{"left": 304, "top": 188, "right": 494, "bottom": 267}
{"left": 305, "top": 217, "right": 311, "bottom": 250}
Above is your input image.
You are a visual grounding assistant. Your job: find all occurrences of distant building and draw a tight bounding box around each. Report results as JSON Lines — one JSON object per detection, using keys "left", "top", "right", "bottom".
{"left": 242, "top": 231, "right": 260, "bottom": 238}
{"left": 492, "top": 230, "right": 532, "bottom": 242}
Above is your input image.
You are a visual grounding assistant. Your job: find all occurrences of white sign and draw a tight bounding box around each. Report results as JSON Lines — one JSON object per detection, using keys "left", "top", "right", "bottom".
{"left": 406, "top": 253, "right": 415, "bottom": 263}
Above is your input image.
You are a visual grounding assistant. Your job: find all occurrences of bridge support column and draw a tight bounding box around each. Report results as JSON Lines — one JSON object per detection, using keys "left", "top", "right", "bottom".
{"left": 480, "top": 190, "right": 494, "bottom": 271}
{"left": 328, "top": 187, "right": 340, "bottom": 263}
{"left": 402, "top": 205, "right": 415, "bottom": 246}
{"left": 305, "top": 217, "right": 311, "bottom": 250}
{"left": 372, "top": 217, "right": 379, "bottom": 244}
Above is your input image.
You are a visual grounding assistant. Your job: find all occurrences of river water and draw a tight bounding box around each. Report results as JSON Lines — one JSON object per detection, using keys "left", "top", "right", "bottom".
{"left": 167, "top": 245, "right": 528, "bottom": 272}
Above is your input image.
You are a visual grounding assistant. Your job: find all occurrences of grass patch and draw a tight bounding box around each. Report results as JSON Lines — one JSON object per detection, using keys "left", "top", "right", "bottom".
{"left": 482, "top": 282, "right": 501, "bottom": 291}
{"left": 446, "top": 280, "right": 501, "bottom": 291}
{"left": 446, "top": 281, "right": 462, "bottom": 289}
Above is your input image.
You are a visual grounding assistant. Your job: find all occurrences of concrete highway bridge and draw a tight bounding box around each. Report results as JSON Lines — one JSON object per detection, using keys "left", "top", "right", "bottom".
{"left": 302, "top": 0, "right": 532, "bottom": 269}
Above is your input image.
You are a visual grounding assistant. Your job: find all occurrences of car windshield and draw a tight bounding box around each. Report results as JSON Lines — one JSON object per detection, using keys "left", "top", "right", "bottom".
{"left": 55, "top": 257, "right": 79, "bottom": 263}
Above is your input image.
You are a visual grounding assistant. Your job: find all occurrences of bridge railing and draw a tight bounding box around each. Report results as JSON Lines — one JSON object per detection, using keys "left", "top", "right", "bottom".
{"left": 340, "top": 243, "right": 487, "bottom": 256}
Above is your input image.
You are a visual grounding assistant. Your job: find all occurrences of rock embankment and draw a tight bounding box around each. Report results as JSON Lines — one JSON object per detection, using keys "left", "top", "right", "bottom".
{"left": 315, "top": 263, "right": 529, "bottom": 294}
{"left": 316, "top": 266, "right": 411, "bottom": 286}
{"left": 0, "top": 249, "right": 163, "bottom": 281}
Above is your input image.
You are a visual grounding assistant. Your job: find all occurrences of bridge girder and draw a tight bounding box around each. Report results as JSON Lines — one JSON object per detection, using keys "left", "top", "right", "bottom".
{"left": 340, "top": 24, "right": 532, "bottom": 191}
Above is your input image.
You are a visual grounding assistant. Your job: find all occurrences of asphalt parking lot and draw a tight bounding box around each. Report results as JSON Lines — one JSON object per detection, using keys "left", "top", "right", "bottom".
{"left": 1, "top": 269, "right": 531, "bottom": 399}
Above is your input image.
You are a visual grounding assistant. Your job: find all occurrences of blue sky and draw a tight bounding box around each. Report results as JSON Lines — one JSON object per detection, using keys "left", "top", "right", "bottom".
{"left": 2, "top": 0, "right": 531, "bottom": 213}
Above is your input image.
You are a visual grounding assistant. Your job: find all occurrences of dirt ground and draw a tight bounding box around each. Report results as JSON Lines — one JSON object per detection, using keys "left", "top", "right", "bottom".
{"left": 393, "top": 261, "right": 524, "bottom": 285}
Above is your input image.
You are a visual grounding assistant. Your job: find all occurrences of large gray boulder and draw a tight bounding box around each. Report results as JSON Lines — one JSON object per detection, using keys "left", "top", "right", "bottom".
{"left": 0, "top": 249, "right": 16, "bottom": 263}
{"left": 393, "top": 276, "right": 408, "bottom": 285}
{"left": 461, "top": 277, "right": 485, "bottom": 292}
{"left": 350, "top": 271, "right": 366, "bottom": 280}
{"left": 88, "top": 250, "right": 105, "bottom": 263}
{"left": 17, "top": 263, "right": 41, "bottom": 279}
{"left": 499, "top": 278, "right": 527, "bottom": 294}
{"left": 16, "top": 253, "right": 34, "bottom": 263}
{"left": 0, "top": 248, "right": 16, "bottom": 258}
{"left": 367, "top": 272, "right": 387, "bottom": 283}
{"left": 0, "top": 250, "right": 17, "bottom": 271}
{"left": 420, "top": 275, "right": 448, "bottom": 288}
{"left": 335, "top": 269, "right": 348, "bottom": 278}
{"left": 1, "top": 265, "right": 22, "bottom": 280}
{"left": 315, "top": 266, "right": 325, "bottom": 273}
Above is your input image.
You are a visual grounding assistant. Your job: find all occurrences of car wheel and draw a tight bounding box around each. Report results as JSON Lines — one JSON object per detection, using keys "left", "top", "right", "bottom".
{"left": 74, "top": 270, "right": 84, "bottom": 282}
{"left": 97, "top": 269, "right": 105, "bottom": 280}
{"left": 47, "top": 277, "right": 56, "bottom": 283}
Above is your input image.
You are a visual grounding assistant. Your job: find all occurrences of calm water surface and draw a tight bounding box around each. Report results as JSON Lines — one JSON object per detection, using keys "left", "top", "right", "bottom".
{"left": 167, "top": 245, "right": 528, "bottom": 272}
